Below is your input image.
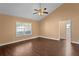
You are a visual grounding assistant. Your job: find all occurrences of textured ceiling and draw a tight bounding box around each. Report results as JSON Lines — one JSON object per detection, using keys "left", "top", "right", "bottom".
{"left": 0, "top": 3, "right": 62, "bottom": 21}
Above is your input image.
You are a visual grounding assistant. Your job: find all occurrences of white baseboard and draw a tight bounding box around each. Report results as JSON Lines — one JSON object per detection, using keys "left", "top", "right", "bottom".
{"left": 0, "top": 36, "right": 60, "bottom": 46}
{"left": 71, "top": 41, "right": 79, "bottom": 44}
{"left": 39, "top": 36, "right": 60, "bottom": 41}
{"left": 0, "top": 36, "right": 39, "bottom": 46}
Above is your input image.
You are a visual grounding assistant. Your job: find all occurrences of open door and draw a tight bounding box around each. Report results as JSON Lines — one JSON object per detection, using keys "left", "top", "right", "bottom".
{"left": 65, "top": 20, "right": 72, "bottom": 41}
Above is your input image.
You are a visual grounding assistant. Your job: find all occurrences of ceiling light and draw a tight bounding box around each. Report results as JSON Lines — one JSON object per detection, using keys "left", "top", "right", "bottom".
{"left": 33, "top": 3, "right": 48, "bottom": 16}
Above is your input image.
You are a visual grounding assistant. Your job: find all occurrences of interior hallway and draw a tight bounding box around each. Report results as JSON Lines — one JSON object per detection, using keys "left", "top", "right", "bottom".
{"left": 0, "top": 37, "right": 78, "bottom": 56}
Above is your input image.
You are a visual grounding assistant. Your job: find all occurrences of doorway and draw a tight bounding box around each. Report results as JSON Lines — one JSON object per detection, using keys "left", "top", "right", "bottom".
{"left": 59, "top": 20, "right": 72, "bottom": 41}
{"left": 59, "top": 19, "right": 72, "bottom": 55}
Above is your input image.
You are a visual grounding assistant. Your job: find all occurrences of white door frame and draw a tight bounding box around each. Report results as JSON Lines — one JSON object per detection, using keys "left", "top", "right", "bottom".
{"left": 59, "top": 20, "right": 72, "bottom": 40}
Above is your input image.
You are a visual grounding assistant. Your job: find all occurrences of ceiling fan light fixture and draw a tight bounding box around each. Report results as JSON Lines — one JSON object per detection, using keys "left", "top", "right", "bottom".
{"left": 38, "top": 12, "right": 44, "bottom": 16}
{"left": 33, "top": 4, "right": 48, "bottom": 16}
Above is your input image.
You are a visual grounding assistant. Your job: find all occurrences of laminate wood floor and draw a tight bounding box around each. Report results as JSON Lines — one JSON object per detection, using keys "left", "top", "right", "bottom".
{"left": 0, "top": 37, "right": 79, "bottom": 56}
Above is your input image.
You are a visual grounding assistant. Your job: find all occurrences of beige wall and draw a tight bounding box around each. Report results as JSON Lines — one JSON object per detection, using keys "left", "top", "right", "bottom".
{"left": 0, "top": 14, "right": 40, "bottom": 44}
{"left": 40, "top": 4, "right": 79, "bottom": 42}
{"left": 40, "top": 18, "right": 59, "bottom": 40}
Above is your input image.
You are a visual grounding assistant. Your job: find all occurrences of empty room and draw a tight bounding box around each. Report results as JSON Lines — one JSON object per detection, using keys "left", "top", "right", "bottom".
{"left": 0, "top": 3, "right": 79, "bottom": 56}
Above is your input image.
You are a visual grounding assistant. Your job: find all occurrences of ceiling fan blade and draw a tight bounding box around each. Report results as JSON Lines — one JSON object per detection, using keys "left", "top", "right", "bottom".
{"left": 34, "top": 9, "right": 39, "bottom": 11}
{"left": 43, "top": 12, "right": 48, "bottom": 14}
{"left": 33, "top": 12, "right": 37, "bottom": 14}
{"left": 44, "top": 8, "right": 47, "bottom": 10}
{"left": 33, "top": 11, "right": 39, "bottom": 14}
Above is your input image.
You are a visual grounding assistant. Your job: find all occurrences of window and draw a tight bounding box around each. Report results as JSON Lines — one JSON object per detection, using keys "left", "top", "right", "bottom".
{"left": 16, "top": 22, "right": 32, "bottom": 36}
{"left": 66, "top": 24, "right": 71, "bottom": 29}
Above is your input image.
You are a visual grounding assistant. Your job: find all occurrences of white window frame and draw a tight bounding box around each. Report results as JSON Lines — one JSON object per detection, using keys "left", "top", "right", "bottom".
{"left": 16, "top": 22, "right": 32, "bottom": 37}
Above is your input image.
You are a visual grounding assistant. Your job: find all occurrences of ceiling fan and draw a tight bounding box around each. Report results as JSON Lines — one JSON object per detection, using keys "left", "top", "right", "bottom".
{"left": 33, "top": 3, "right": 48, "bottom": 16}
